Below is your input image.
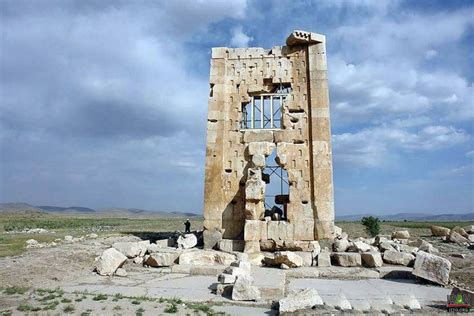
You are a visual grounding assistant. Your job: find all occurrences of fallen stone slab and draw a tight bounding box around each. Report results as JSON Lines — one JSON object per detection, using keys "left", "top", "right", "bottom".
{"left": 223, "top": 266, "right": 248, "bottom": 277}
{"left": 317, "top": 250, "right": 331, "bottom": 267}
{"left": 230, "top": 260, "right": 251, "bottom": 273}
{"left": 348, "top": 240, "right": 372, "bottom": 252}
{"left": 145, "top": 252, "right": 179, "bottom": 267}
{"left": 115, "top": 268, "right": 127, "bottom": 277}
{"left": 216, "top": 283, "right": 233, "bottom": 297}
{"left": 333, "top": 252, "right": 361, "bottom": 267}
{"left": 408, "top": 239, "right": 438, "bottom": 254}
{"left": 218, "top": 273, "right": 236, "bottom": 284}
{"left": 413, "top": 251, "right": 451, "bottom": 285}
{"left": 379, "top": 241, "right": 396, "bottom": 252}
{"left": 112, "top": 241, "right": 142, "bottom": 258}
{"left": 333, "top": 238, "right": 350, "bottom": 252}
{"left": 391, "top": 230, "right": 410, "bottom": 239}
{"left": 383, "top": 251, "right": 415, "bottom": 266}
{"left": 232, "top": 275, "right": 260, "bottom": 301}
{"left": 177, "top": 234, "right": 198, "bottom": 249}
{"left": 431, "top": 225, "right": 450, "bottom": 237}
{"left": 448, "top": 231, "right": 469, "bottom": 245}
{"left": 278, "top": 288, "right": 323, "bottom": 313}
{"left": 463, "top": 225, "right": 474, "bottom": 234}
{"left": 178, "top": 249, "right": 236, "bottom": 266}
{"left": 451, "top": 226, "right": 469, "bottom": 238}
{"left": 96, "top": 248, "right": 127, "bottom": 276}
{"left": 266, "top": 251, "right": 303, "bottom": 268}
{"left": 361, "top": 252, "right": 383, "bottom": 268}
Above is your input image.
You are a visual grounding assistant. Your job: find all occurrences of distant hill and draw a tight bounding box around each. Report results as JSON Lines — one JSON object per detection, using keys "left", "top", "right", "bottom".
{"left": 0, "top": 202, "right": 199, "bottom": 217}
{"left": 337, "top": 212, "right": 474, "bottom": 222}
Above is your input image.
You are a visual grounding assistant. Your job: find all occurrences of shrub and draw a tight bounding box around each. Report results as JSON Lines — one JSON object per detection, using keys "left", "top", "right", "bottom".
{"left": 361, "top": 216, "right": 380, "bottom": 237}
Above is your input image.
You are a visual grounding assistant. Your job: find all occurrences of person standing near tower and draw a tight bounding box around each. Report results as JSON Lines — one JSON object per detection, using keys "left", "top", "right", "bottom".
{"left": 184, "top": 219, "right": 191, "bottom": 233}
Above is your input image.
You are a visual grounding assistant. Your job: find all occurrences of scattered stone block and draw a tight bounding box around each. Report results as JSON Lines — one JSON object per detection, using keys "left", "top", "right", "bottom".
{"left": 361, "top": 252, "right": 383, "bottom": 268}
{"left": 293, "top": 251, "right": 315, "bottom": 267}
{"left": 247, "top": 252, "right": 265, "bottom": 266}
{"left": 113, "top": 242, "right": 142, "bottom": 258}
{"left": 334, "top": 225, "right": 342, "bottom": 237}
{"left": 431, "top": 225, "right": 450, "bottom": 237}
{"left": 223, "top": 266, "right": 248, "bottom": 277}
{"left": 317, "top": 250, "right": 331, "bottom": 267}
{"left": 451, "top": 226, "right": 469, "bottom": 238}
{"left": 280, "top": 263, "right": 290, "bottom": 269}
{"left": 216, "top": 284, "right": 233, "bottom": 297}
{"left": 333, "top": 238, "right": 350, "bottom": 252}
{"left": 333, "top": 252, "right": 361, "bottom": 267}
{"left": 230, "top": 260, "right": 251, "bottom": 273}
{"left": 379, "top": 241, "right": 396, "bottom": 252}
{"left": 448, "top": 231, "right": 469, "bottom": 245}
{"left": 64, "top": 235, "right": 73, "bottom": 242}
{"left": 145, "top": 252, "right": 179, "bottom": 267}
{"left": 26, "top": 239, "right": 40, "bottom": 248}
{"left": 218, "top": 273, "right": 236, "bottom": 284}
{"left": 383, "top": 250, "right": 415, "bottom": 266}
{"left": 178, "top": 249, "right": 236, "bottom": 265}
{"left": 273, "top": 251, "right": 303, "bottom": 268}
{"left": 232, "top": 275, "right": 260, "bottom": 301}
{"left": 96, "top": 248, "right": 127, "bottom": 276}
{"left": 463, "top": 225, "right": 474, "bottom": 234}
{"left": 408, "top": 239, "right": 438, "bottom": 254}
{"left": 391, "top": 230, "right": 410, "bottom": 239}
{"left": 413, "top": 251, "right": 451, "bottom": 285}
{"left": 348, "top": 240, "right": 371, "bottom": 252}
{"left": 279, "top": 288, "right": 323, "bottom": 313}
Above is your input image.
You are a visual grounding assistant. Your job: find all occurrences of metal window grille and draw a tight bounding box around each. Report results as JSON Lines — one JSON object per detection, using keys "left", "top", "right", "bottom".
{"left": 241, "top": 93, "right": 287, "bottom": 130}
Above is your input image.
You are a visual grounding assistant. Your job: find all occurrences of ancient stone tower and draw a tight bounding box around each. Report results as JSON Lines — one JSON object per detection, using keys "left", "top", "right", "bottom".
{"left": 203, "top": 30, "right": 334, "bottom": 252}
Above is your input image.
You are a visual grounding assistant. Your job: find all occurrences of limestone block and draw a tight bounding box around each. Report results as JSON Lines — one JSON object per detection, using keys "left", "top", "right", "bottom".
{"left": 218, "top": 273, "right": 236, "bottom": 284}
{"left": 244, "top": 241, "right": 260, "bottom": 253}
{"left": 244, "top": 220, "right": 261, "bottom": 241}
{"left": 96, "top": 248, "right": 127, "bottom": 276}
{"left": 145, "top": 252, "right": 179, "bottom": 267}
{"left": 333, "top": 238, "right": 350, "bottom": 252}
{"left": 293, "top": 251, "right": 316, "bottom": 267}
{"left": 408, "top": 239, "right": 438, "bottom": 254}
{"left": 279, "top": 288, "right": 323, "bottom": 313}
{"left": 333, "top": 253, "right": 362, "bottom": 267}
{"left": 251, "top": 154, "right": 266, "bottom": 168}
{"left": 273, "top": 251, "right": 303, "bottom": 268}
{"left": 216, "top": 284, "right": 233, "bottom": 297}
{"left": 317, "top": 250, "right": 331, "bottom": 267}
{"left": 267, "top": 221, "right": 279, "bottom": 240}
{"left": 391, "top": 230, "right": 410, "bottom": 240}
{"left": 179, "top": 249, "right": 237, "bottom": 266}
{"left": 260, "top": 240, "right": 275, "bottom": 251}
{"left": 334, "top": 225, "right": 342, "bottom": 237}
{"left": 430, "top": 225, "right": 450, "bottom": 237}
{"left": 231, "top": 260, "right": 251, "bottom": 273}
{"left": 232, "top": 275, "right": 261, "bottom": 301}
{"left": 223, "top": 266, "right": 248, "bottom": 277}
{"left": 293, "top": 220, "right": 314, "bottom": 240}
{"left": 450, "top": 226, "right": 469, "bottom": 238}
{"left": 245, "top": 202, "right": 264, "bottom": 220}
{"left": 383, "top": 251, "right": 415, "bottom": 266}
{"left": 112, "top": 242, "right": 142, "bottom": 259}
{"left": 347, "top": 240, "right": 372, "bottom": 253}
{"left": 243, "top": 130, "right": 274, "bottom": 143}
{"left": 278, "top": 221, "right": 294, "bottom": 240}
{"left": 413, "top": 251, "right": 451, "bottom": 285}
{"left": 463, "top": 225, "right": 474, "bottom": 234}
{"left": 218, "top": 239, "right": 245, "bottom": 252}
{"left": 247, "top": 252, "right": 265, "bottom": 266}
{"left": 448, "top": 231, "right": 469, "bottom": 244}
{"left": 245, "top": 179, "right": 265, "bottom": 201}
{"left": 248, "top": 142, "right": 275, "bottom": 156}
{"left": 379, "top": 241, "right": 396, "bottom": 252}
{"left": 361, "top": 252, "right": 383, "bottom": 268}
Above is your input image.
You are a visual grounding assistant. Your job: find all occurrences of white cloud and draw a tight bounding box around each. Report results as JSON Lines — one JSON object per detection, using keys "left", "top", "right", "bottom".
{"left": 333, "top": 125, "right": 469, "bottom": 168}
{"left": 425, "top": 49, "right": 438, "bottom": 59}
{"left": 230, "top": 25, "right": 253, "bottom": 47}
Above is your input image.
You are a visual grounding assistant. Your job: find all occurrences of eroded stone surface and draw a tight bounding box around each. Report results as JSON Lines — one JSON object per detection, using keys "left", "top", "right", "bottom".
{"left": 413, "top": 251, "right": 451, "bottom": 285}
{"left": 279, "top": 288, "right": 323, "bottom": 313}
{"left": 96, "top": 248, "right": 127, "bottom": 276}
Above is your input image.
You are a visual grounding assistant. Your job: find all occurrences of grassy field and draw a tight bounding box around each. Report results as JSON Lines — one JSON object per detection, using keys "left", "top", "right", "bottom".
{"left": 0, "top": 212, "right": 203, "bottom": 257}
{"left": 0, "top": 211, "right": 472, "bottom": 257}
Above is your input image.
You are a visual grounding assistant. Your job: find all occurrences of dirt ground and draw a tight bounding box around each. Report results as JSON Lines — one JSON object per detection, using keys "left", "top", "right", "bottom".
{"left": 0, "top": 220, "right": 473, "bottom": 315}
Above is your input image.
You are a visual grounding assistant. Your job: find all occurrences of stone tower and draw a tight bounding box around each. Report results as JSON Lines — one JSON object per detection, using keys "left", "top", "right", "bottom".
{"left": 203, "top": 30, "right": 334, "bottom": 252}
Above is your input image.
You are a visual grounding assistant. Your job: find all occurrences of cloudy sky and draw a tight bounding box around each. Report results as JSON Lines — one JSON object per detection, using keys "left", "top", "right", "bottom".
{"left": 0, "top": 0, "right": 472, "bottom": 215}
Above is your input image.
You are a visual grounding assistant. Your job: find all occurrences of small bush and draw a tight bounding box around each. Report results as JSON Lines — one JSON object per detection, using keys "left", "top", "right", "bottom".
{"left": 164, "top": 303, "right": 178, "bottom": 313}
{"left": 92, "top": 294, "right": 108, "bottom": 301}
{"left": 136, "top": 307, "right": 145, "bottom": 316}
{"left": 4, "top": 286, "right": 28, "bottom": 295}
{"left": 17, "top": 304, "right": 32, "bottom": 312}
{"left": 361, "top": 216, "right": 381, "bottom": 237}
{"left": 63, "top": 305, "right": 75, "bottom": 313}
{"left": 61, "top": 298, "right": 72, "bottom": 303}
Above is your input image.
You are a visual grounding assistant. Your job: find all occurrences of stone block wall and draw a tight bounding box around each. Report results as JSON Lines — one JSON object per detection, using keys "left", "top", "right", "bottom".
{"left": 203, "top": 30, "right": 335, "bottom": 251}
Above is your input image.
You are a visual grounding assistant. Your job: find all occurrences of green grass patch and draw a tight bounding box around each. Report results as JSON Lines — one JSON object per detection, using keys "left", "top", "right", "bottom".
{"left": 3, "top": 286, "right": 28, "bottom": 295}
{"left": 61, "top": 298, "right": 72, "bottom": 303}
{"left": 63, "top": 305, "right": 75, "bottom": 313}
{"left": 131, "top": 300, "right": 141, "bottom": 305}
{"left": 42, "top": 300, "right": 60, "bottom": 310}
{"left": 92, "top": 293, "right": 108, "bottom": 301}
{"left": 17, "top": 304, "right": 33, "bottom": 312}
{"left": 164, "top": 302, "right": 178, "bottom": 313}
{"left": 136, "top": 307, "right": 145, "bottom": 316}
{"left": 387, "top": 221, "right": 474, "bottom": 229}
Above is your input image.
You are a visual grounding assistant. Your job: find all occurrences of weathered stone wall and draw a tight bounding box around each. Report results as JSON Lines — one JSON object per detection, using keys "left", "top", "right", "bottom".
{"left": 203, "top": 30, "right": 334, "bottom": 250}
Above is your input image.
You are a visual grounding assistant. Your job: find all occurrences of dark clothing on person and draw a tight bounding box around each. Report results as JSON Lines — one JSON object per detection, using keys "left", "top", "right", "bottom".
{"left": 184, "top": 220, "right": 191, "bottom": 233}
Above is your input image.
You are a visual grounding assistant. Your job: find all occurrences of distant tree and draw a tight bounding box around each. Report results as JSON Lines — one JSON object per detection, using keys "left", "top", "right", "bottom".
{"left": 361, "top": 216, "right": 381, "bottom": 237}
